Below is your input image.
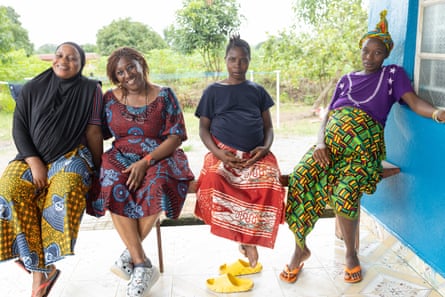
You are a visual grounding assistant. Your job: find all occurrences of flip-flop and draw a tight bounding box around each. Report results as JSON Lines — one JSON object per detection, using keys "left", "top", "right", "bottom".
{"left": 279, "top": 263, "right": 304, "bottom": 283}
{"left": 32, "top": 268, "right": 61, "bottom": 297}
{"left": 206, "top": 273, "right": 253, "bottom": 293}
{"left": 344, "top": 265, "right": 362, "bottom": 283}
{"left": 219, "top": 259, "right": 263, "bottom": 276}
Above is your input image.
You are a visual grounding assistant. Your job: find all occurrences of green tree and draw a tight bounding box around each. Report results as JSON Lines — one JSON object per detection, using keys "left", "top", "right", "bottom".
{"left": 36, "top": 43, "right": 97, "bottom": 54}
{"left": 261, "top": 0, "right": 367, "bottom": 106}
{"left": 294, "top": 0, "right": 331, "bottom": 26}
{"left": 81, "top": 43, "right": 98, "bottom": 53}
{"left": 96, "top": 18, "right": 167, "bottom": 55}
{"left": 169, "top": 0, "right": 242, "bottom": 73}
{"left": 0, "top": 49, "right": 49, "bottom": 112}
{"left": 35, "top": 44, "right": 58, "bottom": 54}
{"left": 0, "top": 6, "right": 33, "bottom": 56}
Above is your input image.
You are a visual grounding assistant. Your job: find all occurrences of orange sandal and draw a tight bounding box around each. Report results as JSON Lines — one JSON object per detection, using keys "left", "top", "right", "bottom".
{"left": 344, "top": 265, "right": 362, "bottom": 283}
{"left": 279, "top": 263, "right": 304, "bottom": 283}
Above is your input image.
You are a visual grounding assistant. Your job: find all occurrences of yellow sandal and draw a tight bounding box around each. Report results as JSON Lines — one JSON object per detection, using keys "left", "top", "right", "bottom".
{"left": 219, "top": 259, "right": 262, "bottom": 276}
{"left": 206, "top": 273, "right": 253, "bottom": 293}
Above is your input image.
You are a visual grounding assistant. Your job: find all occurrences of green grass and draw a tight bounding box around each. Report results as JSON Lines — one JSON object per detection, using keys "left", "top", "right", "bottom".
{"left": 269, "top": 103, "right": 320, "bottom": 137}
{"left": 0, "top": 112, "right": 13, "bottom": 142}
{"left": 183, "top": 108, "right": 199, "bottom": 141}
{"left": 183, "top": 103, "right": 321, "bottom": 141}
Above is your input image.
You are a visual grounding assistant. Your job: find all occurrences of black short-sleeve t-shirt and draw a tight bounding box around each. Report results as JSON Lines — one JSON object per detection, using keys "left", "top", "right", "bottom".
{"left": 195, "top": 80, "right": 274, "bottom": 152}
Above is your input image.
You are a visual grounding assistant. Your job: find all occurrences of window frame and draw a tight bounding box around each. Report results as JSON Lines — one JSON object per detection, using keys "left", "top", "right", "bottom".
{"left": 414, "top": 0, "right": 445, "bottom": 107}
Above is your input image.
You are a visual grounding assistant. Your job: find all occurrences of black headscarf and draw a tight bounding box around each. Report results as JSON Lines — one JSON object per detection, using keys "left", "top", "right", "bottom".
{"left": 13, "top": 42, "right": 99, "bottom": 163}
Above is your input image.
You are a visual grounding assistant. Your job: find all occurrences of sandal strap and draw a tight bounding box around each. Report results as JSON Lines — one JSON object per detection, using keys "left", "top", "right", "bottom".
{"left": 31, "top": 268, "right": 59, "bottom": 297}
{"left": 283, "top": 263, "right": 303, "bottom": 277}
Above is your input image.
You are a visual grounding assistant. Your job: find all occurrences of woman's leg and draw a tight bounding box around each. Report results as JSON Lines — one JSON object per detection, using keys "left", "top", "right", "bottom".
{"left": 32, "top": 272, "right": 45, "bottom": 296}
{"left": 336, "top": 215, "right": 361, "bottom": 281}
{"left": 284, "top": 148, "right": 327, "bottom": 272}
{"left": 336, "top": 215, "right": 359, "bottom": 266}
{"left": 279, "top": 243, "right": 310, "bottom": 283}
{"left": 288, "top": 243, "right": 311, "bottom": 271}
{"left": 111, "top": 213, "right": 160, "bottom": 265}
{"left": 31, "top": 265, "right": 59, "bottom": 297}
{"left": 241, "top": 245, "right": 259, "bottom": 268}
{"left": 137, "top": 213, "right": 160, "bottom": 242}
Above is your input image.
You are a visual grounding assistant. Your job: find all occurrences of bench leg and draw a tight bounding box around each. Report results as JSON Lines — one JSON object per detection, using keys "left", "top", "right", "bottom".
{"left": 156, "top": 219, "right": 164, "bottom": 273}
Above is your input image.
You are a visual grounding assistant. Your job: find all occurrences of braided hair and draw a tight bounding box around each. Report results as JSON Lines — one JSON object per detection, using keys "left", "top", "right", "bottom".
{"left": 225, "top": 34, "right": 251, "bottom": 60}
{"left": 106, "top": 47, "right": 150, "bottom": 86}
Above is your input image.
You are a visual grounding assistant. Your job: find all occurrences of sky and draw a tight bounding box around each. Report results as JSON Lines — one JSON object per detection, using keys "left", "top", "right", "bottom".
{"left": 0, "top": 0, "right": 295, "bottom": 48}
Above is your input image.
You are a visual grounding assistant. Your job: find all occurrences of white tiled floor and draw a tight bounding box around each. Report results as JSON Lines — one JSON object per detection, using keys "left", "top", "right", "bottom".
{"left": 1, "top": 137, "right": 444, "bottom": 296}
{"left": 1, "top": 212, "right": 443, "bottom": 297}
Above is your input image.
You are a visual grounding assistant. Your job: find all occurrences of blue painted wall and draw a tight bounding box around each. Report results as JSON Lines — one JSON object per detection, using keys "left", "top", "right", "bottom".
{"left": 361, "top": 0, "right": 445, "bottom": 277}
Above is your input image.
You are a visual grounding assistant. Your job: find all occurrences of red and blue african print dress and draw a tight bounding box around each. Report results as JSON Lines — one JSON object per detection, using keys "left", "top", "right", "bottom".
{"left": 89, "top": 87, "right": 194, "bottom": 219}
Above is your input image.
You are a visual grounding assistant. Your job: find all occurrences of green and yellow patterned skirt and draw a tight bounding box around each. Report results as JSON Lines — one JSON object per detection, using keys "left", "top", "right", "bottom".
{"left": 285, "top": 107, "right": 386, "bottom": 249}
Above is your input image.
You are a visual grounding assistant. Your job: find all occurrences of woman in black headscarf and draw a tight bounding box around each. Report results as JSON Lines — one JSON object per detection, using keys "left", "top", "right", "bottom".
{"left": 0, "top": 41, "right": 103, "bottom": 297}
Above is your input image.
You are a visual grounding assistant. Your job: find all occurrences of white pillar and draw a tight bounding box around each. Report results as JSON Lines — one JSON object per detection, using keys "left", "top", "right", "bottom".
{"left": 274, "top": 70, "right": 281, "bottom": 128}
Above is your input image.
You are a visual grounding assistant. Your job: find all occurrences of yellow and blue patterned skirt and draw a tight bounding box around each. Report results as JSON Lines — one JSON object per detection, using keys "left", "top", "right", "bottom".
{"left": 0, "top": 145, "right": 93, "bottom": 272}
{"left": 285, "top": 107, "right": 385, "bottom": 248}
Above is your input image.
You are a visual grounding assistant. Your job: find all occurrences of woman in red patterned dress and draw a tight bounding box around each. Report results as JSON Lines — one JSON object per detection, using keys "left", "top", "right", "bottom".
{"left": 194, "top": 35, "right": 285, "bottom": 273}
{"left": 88, "top": 47, "right": 194, "bottom": 297}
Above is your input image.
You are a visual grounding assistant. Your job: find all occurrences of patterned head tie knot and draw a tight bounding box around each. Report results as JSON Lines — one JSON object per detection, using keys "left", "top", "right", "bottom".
{"left": 359, "top": 10, "right": 394, "bottom": 54}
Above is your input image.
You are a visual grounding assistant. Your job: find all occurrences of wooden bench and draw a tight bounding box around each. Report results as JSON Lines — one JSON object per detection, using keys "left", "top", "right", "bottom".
{"left": 154, "top": 160, "right": 400, "bottom": 272}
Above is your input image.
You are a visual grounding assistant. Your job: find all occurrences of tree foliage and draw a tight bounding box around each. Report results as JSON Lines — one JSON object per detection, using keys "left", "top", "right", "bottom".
{"left": 0, "top": 0, "right": 371, "bottom": 111}
{"left": 0, "top": 50, "right": 49, "bottom": 112}
{"left": 261, "top": 0, "right": 367, "bottom": 106}
{"left": 168, "top": 0, "right": 242, "bottom": 73}
{"left": 0, "top": 6, "right": 33, "bottom": 56}
{"left": 81, "top": 43, "right": 98, "bottom": 53}
{"left": 35, "top": 44, "right": 57, "bottom": 54}
{"left": 96, "top": 18, "right": 167, "bottom": 56}
{"left": 294, "top": 0, "right": 331, "bottom": 26}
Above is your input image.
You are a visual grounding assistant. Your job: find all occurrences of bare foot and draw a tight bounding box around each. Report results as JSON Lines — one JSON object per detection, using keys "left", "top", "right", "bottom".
{"left": 345, "top": 252, "right": 360, "bottom": 270}
{"left": 31, "top": 265, "right": 57, "bottom": 297}
{"left": 288, "top": 244, "right": 311, "bottom": 271}
{"left": 243, "top": 245, "right": 259, "bottom": 267}
{"left": 344, "top": 253, "right": 361, "bottom": 281}
{"left": 238, "top": 244, "right": 247, "bottom": 257}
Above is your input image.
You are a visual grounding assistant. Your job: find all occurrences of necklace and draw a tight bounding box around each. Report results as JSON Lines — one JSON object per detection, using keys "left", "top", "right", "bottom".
{"left": 346, "top": 66, "right": 386, "bottom": 106}
{"left": 123, "top": 89, "right": 149, "bottom": 106}
{"left": 120, "top": 89, "right": 150, "bottom": 123}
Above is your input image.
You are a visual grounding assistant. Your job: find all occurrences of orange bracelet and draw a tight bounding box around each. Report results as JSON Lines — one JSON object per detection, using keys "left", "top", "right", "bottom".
{"left": 144, "top": 154, "right": 155, "bottom": 166}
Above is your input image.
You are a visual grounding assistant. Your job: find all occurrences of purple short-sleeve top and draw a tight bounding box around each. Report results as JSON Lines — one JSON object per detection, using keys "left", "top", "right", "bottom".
{"left": 329, "top": 64, "right": 414, "bottom": 126}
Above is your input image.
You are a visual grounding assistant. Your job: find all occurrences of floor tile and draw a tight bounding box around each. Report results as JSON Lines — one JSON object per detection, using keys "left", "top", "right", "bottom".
{"left": 1, "top": 215, "right": 444, "bottom": 296}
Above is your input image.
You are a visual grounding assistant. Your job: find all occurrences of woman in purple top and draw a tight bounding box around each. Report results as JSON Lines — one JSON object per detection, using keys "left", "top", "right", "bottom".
{"left": 281, "top": 10, "right": 445, "bottom": 284}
